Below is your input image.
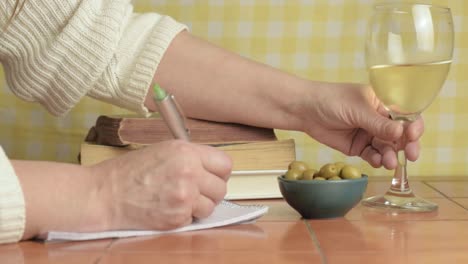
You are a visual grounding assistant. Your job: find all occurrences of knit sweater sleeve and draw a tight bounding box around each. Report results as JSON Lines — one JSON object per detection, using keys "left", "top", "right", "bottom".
{"left": 0, "top": 147, "right": 25, "bottom": 244}
{"left": 0, "top": 0, "right": 187, "bottom": 116}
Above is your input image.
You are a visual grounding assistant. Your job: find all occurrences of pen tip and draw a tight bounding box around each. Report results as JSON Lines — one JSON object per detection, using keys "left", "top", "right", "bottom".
{"left": 153, "top": 83, "right": 167, "bottom": 101}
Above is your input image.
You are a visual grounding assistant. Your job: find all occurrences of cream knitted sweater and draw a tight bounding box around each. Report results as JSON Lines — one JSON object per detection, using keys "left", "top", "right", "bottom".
{"left": 0, "top": 0, "right": 186, "bottom": 243}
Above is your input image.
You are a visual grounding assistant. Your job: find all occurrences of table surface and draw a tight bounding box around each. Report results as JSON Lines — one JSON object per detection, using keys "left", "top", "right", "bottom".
{"left": 2, "top": 177, "right": 468, "bottom": 264}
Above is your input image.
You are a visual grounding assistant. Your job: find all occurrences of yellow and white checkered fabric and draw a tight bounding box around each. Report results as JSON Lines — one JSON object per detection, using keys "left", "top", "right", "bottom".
{"left": 0, "top": 0, "right": 467, "bottom": 177}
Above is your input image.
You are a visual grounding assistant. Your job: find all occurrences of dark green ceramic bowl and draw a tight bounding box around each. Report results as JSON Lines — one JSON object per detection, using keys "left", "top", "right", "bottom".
{"left": 278, "top": 175, "right": 368, "bottom": 219}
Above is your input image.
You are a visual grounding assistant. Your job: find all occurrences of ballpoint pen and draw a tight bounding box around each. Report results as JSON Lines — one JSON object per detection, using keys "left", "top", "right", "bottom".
{"left": 152, "top": 83, "right": 191, "bottom": 141}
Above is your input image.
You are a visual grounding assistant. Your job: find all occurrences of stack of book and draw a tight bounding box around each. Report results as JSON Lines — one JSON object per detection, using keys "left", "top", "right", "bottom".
{"left": 79, "top": 114, "right": 296, "bottom": 200}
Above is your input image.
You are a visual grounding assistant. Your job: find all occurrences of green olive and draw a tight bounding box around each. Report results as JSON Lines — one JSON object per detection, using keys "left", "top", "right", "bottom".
{"left": 319, "top": 163, "right": 339, "bottom": 179}
{"left": 285, "top": 168, "right": 303, "bottom": 180}
{"left": 340, "top": 165, "right": 362, "bottom": 179}
{"left": 314, "top": 177, "right": 326, "bottom": 181}
{"left": 288, "top": 161, "right": 309, "bottom": 172}
{"left": 334, "top": 162, "right": 346, "bottom": 174}
{"left": 300, "top": 169, "right": 317, "bottom": 180}
{"left": 328, "top": 176, "right": 342, "bottom": 181}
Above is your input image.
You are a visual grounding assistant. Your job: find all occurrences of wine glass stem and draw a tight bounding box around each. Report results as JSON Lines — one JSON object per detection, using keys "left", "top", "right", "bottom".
{"left": 389, "top": 151, "right": 411, "bottom": 194}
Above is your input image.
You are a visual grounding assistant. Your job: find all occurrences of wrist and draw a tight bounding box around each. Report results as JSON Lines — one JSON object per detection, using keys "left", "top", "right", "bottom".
{"left": 269, "top": 76, "right": 317, "bottom": 132}
{"left": 85, "top": 164, "right": 116, "bottom": 231}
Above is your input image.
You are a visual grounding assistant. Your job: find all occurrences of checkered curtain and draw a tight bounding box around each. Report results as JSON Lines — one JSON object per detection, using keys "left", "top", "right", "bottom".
{"left": 1, "top": 0, "right": 466, "bottom": 177}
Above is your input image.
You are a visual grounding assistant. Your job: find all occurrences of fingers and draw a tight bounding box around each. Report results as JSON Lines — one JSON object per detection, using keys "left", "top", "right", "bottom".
{"left": 361, "top": 138, "right": 397, "bottom": 169}
{"left": 196, "top": 171, "right": 227, "bottom": 204}
{"left": 195, "top": 144, "right": 233, "bottom": 181}
{"left": 175, "top": 143, "right": 229, "bottom": 219}
{"left": 358, "top": 107, "right": 404, "bottom": 142}
{"left": 192, "top": 195, "right": 217, "bottom": 219}
{"left": 162, "top": 173, "right": 221, "bottom": 223}
{"left": 189, "top": 171, "right": 224, "bottom": 220}
{"left": 404, "top": 141, "right": 420, "bottom": 162}
{"left": 364, "top": 137, "right": 419, "bottom": 169}
{"left": 359, "top": 144, "right": 382, "bottom": 168}
{"left": 393, "top": 120, "right": 421, "bottom": 163}
{"left": 405, "top": 117, "right": 424, "bottom": 141}
{"left": 381, "top": 145, "right": 398, "bottom": 169}
{"left": 376, "top": 103, "right": 390, "bottom": 117}
{"left": 349, "top": 129, "right": 373, "bottom": 156}
{"left": 357, "top": 115, "right": 423, "bottom": 169}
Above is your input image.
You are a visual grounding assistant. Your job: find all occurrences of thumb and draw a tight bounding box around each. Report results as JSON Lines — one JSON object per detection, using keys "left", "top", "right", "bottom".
{"left": 358, "top": 108, "right": 404, "bottom": 141}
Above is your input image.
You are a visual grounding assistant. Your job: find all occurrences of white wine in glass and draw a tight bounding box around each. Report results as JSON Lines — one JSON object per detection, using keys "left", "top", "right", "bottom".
{"left": 361, "top": 3, "right": 454, "bottom": 212}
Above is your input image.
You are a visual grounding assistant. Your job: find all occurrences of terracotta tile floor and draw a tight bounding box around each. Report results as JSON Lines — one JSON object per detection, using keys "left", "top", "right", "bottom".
{"left": 1, "top": 177, "right": 467, "bottom": 263}
{"left": 453, "top": 198, "right": 468, "bottom": 209}
{"left": 425, "top": 181, "right": 468, "bottom": 197}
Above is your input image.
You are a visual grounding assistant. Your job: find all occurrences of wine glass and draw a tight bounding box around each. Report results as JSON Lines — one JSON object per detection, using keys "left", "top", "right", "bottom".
{"left": 361, "top": 3, "right": 454, "bottom": 212}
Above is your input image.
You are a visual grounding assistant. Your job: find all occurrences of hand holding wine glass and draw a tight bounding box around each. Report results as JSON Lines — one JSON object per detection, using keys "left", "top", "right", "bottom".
{"left": 361, "top": 3, "right": 454, "bottom": 212}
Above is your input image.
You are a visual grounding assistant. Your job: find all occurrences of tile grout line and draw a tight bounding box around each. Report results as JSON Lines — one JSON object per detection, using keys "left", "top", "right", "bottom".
{"left": 449, "top": 199, "right": 468, "bottom": 211}
{"left": 93, "top": 256, "right": 103, "bottom": 264}
{"left": 94, "top": 238, "right": 117, "bottom": 263}
{"left": 423, "top": 181, "right": 468, "bottom": 211}
{"left": 105, "top": 238, "right": 118, "bottom": 250}
{"left": 304, "top": 221, "right": 328, "bottom": 264}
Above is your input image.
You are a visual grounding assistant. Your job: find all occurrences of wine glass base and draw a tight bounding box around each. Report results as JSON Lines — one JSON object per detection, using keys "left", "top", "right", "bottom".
{"left": 361, "top": 193, "right": 438, "bottom": 212}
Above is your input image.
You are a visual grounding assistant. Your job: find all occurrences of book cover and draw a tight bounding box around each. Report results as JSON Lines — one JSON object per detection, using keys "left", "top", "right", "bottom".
{"left": 78, "top": 140, "right": 295, "bottom": 200}
{"left": 79, "top": 139, "right": 296, "bottom": 171}
{"left": 86, "top": 115, "right": 277, "bottom": 146}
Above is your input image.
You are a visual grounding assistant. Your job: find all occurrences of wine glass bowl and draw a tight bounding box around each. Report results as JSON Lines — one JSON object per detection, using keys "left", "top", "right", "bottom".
{"left": 361, "top": 3, "right": 453, "bottom": 212}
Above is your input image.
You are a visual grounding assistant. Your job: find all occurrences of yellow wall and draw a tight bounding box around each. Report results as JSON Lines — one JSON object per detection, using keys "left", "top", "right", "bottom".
{"left": 0, "top": 0, "right": 466, "bottom": 177}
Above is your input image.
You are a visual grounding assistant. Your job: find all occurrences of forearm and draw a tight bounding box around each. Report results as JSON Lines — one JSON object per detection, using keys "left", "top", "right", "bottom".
{"left": 11, "top": 160, "right": 107, "bottom": 240}
{"left": 146, "top": 31, "right": 313, "bottom": 131}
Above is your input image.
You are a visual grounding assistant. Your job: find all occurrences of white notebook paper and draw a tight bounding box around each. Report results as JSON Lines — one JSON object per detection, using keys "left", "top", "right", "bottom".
{"left": 40, "top": 200, "right": 268, "bottom": 242}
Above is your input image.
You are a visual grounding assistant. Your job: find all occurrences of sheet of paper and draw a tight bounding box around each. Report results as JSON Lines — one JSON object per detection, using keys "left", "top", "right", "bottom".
{"left": 40, "top": 200, "right": 268, "bottom": 242}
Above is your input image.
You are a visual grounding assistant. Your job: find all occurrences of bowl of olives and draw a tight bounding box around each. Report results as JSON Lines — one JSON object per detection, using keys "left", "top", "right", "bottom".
{"left": 278, "top": 161, "right": 368, "bottom": 219}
